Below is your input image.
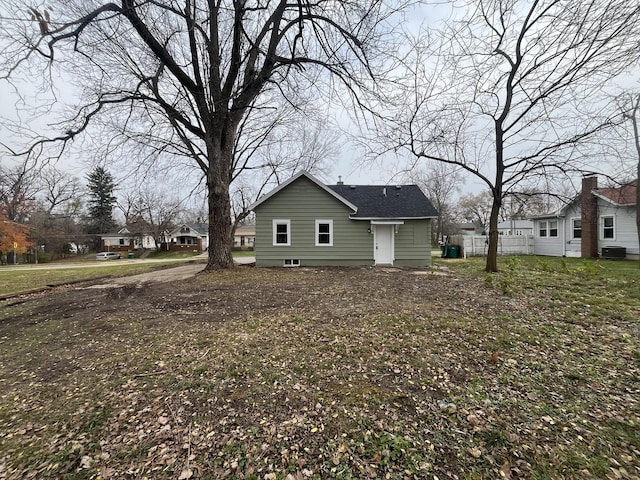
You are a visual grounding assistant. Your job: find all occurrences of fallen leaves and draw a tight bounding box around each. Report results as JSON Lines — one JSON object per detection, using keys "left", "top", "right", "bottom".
{"left": 0, "top": 262, "right": 638, "bottom": 479}
{"left": 178, "top": 468, "right": 193, "bottom": 479}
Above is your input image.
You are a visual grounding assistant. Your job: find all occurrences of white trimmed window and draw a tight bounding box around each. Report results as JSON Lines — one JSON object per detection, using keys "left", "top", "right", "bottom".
{"left": 572, "top": 218, "right": 582, "bottom": 239}
{"left": 315, "top": 219, "right": 333, "bottom": 246}
{"left": 273, "top": 219, "right": 291, "bottom": 246}
{"left": 539, "top": 221, "right": 547, "bottom": 237}
{"left": 539, "top": 220, "right": 558, "bottom": 238}
{"left": 601, "top": 215, "right": 615, "bottom": 240}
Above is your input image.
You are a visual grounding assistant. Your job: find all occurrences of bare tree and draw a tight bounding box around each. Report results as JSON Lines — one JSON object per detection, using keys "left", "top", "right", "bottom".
{"left": 404, "top": 162, "right": 465, "bottom": 243}
{"left": 1, "top": 1, "right": 406, "bottom": 270}
{"left": 229, "top": 106, "right": 340, "bottom": 235}
{"left": 456, "top": 191, "right": 493, "bottom": 234}
{"left": 369, "top": 0, "right": 640, "bottom": 271}
{"left": 456, "top": 187, "right": 557, "bottom": 236}
{"left": 0, "top": 159, "right": 39, "bottom": 223}
{"left": 501, "top": 188, "right": 559, "bottom": 220}
{"left": 618, "top": 91, "right": 640, "bottom": 261}
{"left": 38, "top": 166, "right": 81, "bottom": 215}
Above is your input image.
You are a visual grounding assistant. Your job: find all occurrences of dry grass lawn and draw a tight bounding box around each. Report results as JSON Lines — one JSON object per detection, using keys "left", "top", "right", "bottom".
{"left": 0, "top": 257, "right": 638, "bottom": 479}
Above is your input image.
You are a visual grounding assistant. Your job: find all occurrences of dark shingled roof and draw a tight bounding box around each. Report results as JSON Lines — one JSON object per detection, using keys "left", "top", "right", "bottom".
{"left": 328, "top": 184, "right": 439, "bottom": 218}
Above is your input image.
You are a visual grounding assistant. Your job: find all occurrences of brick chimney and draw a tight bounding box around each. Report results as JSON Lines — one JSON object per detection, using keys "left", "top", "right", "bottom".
{"left": 581, "top": 176, "right": 598, "bottom": 258}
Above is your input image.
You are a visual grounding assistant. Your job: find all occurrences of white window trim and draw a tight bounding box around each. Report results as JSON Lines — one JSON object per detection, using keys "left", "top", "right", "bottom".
{"left": 548, "top": 219, "right": 558, "bottom": 238}
{"left": 315, "top": 219, "right": 333, "bottom": 247}
{"left": 272, "top": 219, "right": 291, "bottom": 246}
{"left": 571, "top": 217, "right": 582, "bottom": 240}
{"left": 538, "top": 220, "right": 548, "bottom": 238}
{"left": 600, "top": 215, "right": 615, "bottom": 241}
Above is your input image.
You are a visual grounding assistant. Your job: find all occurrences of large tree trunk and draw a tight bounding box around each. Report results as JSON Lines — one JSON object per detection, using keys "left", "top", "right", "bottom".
{"left": 205, "top": 147, "right": 234, "bottom": 270}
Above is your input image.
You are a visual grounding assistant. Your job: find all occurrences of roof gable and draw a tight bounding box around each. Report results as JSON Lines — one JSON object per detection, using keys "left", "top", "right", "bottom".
{"left": 250, "top": 170, "right": 439, "bottom": 219}
{"left": 249, "top": 171, "right": 357, "bottom": 211}
{"left": 169, "top": 223, "right": 208, "bottom": 236}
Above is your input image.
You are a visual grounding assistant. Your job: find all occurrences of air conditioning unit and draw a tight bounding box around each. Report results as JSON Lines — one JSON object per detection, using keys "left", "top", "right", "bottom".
{"left": 601, "top": 246, "right": 626, "bottom": 259}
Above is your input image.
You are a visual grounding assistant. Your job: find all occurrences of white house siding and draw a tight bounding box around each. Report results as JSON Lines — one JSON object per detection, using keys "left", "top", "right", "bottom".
{"left": 563, "top": 203, "right": 581, "bottom": 257}
{"left": 101, "top": 235, "right": 130, "bottom": 249}
{"left": 134, "top": 235, "right": 156, "bottom": 249}
{"left": 497, "top": 220, "right": 534, "bottom": 236}
{"left": 598, "top": 202, "right": 639, "bottom": 255}
{"left": 532, "top": 217, "right": 565, "bottom": 256}
{"left": 533, "top": 201, "right": 638, "bottom": 258}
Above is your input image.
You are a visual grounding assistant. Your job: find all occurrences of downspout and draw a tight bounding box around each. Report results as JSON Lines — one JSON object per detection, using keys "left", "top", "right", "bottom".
{"left": 562, "top": 215, "right": 566, "bottom": 257}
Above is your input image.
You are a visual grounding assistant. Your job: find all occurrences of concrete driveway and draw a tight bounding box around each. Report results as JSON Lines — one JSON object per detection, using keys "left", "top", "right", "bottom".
{"left": 83, "top": 256, "right": 255, "bottom": 289}
{"left": 2, "top": 255, "right": 255, "bottom": 272}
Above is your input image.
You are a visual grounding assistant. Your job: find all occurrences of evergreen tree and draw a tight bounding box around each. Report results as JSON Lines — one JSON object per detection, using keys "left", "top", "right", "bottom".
{"left": 86, "top": 167, "right": 117, "bottom": 234}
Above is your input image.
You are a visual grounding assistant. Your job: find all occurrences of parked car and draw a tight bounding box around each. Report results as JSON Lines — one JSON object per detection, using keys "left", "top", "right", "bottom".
{"left": 96, "top": 252, "right": 122, "bottom": 261}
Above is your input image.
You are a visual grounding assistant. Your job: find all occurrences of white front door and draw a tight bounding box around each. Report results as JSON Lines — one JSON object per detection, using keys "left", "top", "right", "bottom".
{"left": 374, "top": 224, "right": 394, "bottom": 265}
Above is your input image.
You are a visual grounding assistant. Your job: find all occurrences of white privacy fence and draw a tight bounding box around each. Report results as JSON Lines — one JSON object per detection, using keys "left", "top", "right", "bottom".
{"left": 449, "top": 235, "right": 534, "bottom": 258}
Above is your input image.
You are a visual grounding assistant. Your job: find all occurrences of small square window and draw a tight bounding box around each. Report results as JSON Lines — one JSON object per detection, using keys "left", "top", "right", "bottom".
{"left": 315, "top": 219, "right": 333, "bottom": 246}
{"left": 273, "top": 220, "right": 291, "bottom": 246}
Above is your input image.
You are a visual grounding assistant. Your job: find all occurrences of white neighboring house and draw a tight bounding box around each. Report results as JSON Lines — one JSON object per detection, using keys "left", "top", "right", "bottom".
{"left": 497, "top": 219, "right": 534, "bottom": 236}
{"left": 100, "top": 227, "right": 156, "bottom": 252}
{"left": 532, "top": 176, "right": 638, "bottom": 259}
{"left": 167, "top": 223, "right": 209, "bottom": 252}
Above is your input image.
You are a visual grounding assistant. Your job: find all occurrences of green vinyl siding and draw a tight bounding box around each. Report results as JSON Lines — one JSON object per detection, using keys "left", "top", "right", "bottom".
{"left": 413, "top": 221, "right": 429, "bottom": 244}
{"left": 254, "top": 175, "right": 433, "bottom": 267}
{"left": 395, "top": 220, "right": 432, "bottom": 267}
{"left": 254, "top": 176, "right": 373, "bottom": 266}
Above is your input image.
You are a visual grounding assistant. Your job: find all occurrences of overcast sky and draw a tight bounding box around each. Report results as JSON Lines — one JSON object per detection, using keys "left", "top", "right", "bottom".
{"left": 0, "top": 2, "right": 461, "bottom": 188}
{"left": 1, "top": 1, "right": 637, "bottom": 205}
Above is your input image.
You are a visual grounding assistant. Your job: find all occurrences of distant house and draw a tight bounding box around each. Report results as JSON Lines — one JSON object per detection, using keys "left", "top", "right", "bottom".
{"left": 497, "top": 219, "right": 534, "bottom": 236}
{"left": 533, "top": 176, "right": 638, "bottom": 259}
{"left": 233, "top": 224, "right": 255, "bottom": 250}
{"left": 166, "top": 223, "right": 209, "bottom": 252}
{"left": 100, "top": 227, "right": 156, "bottom": 252}
{"left": 249, "top": 171, "right": 439, "bottom": 267}
{"left": 455, "top": 223, "right": 483, "bottom": 235}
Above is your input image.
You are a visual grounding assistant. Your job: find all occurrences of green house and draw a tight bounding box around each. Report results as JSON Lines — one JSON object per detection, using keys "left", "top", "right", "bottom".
{"left": 249, "top": 171, "right": 439, "bottom": 267}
